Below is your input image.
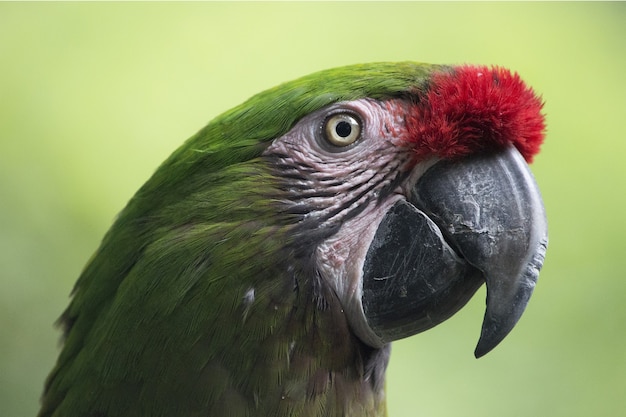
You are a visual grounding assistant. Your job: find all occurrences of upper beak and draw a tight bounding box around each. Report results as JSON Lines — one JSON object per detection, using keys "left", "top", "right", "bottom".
{"left": 359, "top": 146, "right": 548, "bottom": 357}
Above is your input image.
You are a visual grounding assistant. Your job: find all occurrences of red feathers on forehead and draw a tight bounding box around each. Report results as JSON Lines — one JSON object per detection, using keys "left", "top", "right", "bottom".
{"left": 405, "top": 65, "right": 546, "bottom": 162}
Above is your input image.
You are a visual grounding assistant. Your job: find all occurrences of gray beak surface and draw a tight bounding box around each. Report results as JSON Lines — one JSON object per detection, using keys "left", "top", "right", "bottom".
{"left": 361, "top": 146, "right": 548, "bottom": 357}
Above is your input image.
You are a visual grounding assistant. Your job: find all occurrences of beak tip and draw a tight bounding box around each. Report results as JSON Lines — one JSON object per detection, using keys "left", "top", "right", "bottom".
{"left": 473, "top": 326, "right": 509, "bottom": 359}
{"left": 473, "top": 261, "right": 543, "bottom": 359}
{"left": 473, "top": 325, "right": 504, "bottom": 359}
{"left": 474, "top": 344, "right": 489, "bottom": 359}
{"left": 473, "top": 319, "right": 518, "bottom": 358}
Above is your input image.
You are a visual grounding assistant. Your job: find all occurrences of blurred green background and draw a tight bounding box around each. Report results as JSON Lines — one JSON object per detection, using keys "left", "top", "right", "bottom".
{"left": 1, "top": 2, "right": 625, "bottom": 417}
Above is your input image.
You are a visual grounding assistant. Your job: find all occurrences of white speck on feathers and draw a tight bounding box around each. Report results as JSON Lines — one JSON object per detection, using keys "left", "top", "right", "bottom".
{"left": 243, "top": 287, "right": 255, "bottom": 306}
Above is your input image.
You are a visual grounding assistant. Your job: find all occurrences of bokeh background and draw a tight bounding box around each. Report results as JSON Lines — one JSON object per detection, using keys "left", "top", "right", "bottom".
{"left": 2, "top": 2, "right": 625, "bottom": 417}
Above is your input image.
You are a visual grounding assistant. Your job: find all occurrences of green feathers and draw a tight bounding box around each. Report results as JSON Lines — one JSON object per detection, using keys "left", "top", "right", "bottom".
{"left": 40, "top": 62, "right": 445, "bottom": 417}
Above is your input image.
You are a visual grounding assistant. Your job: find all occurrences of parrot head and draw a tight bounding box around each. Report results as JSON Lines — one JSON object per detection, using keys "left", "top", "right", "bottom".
{"left": 40, "top": 62, "right": 547, "bottom": 417}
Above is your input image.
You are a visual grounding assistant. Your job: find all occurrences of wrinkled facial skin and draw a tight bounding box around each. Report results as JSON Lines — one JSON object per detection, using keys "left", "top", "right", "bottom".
{"left": 264, "top": 98, "right": 417, "bottom": 292}
{"left": 264, "top": 98, "right": 438, "bottom": 339}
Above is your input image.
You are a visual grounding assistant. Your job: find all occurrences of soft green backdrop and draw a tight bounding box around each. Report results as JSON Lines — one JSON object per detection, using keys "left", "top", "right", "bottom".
{"left": 1, "top": 2, "right": 624, "bottom": 417}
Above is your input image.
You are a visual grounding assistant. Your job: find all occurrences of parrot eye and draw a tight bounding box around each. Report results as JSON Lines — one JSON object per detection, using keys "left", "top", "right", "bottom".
{"left": 323, "top": 113, "right": 362, "bottom": 147}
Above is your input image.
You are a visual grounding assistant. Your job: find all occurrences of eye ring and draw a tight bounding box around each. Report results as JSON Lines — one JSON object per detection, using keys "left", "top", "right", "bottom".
{"left": 323, "top": 113, "right": 362, "bottom": 147}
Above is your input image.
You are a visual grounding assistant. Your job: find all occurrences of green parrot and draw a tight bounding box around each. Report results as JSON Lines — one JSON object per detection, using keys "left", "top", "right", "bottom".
{"left": 39, "top": 62, "right": 547, "bottom": 417}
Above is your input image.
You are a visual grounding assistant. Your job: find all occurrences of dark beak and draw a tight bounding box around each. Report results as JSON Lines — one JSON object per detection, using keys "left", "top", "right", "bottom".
{"left": 360, "top": 146, "right": 548, "bottom": 357}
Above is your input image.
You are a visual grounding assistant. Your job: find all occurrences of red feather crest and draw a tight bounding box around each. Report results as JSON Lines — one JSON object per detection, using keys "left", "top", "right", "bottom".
{"left": 406, "top": 65, "right": 546, "bottom": 162}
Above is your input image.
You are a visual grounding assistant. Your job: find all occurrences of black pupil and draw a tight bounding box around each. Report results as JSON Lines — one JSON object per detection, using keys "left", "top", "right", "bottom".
{"left": 335, "top": 120, "right": 352, "bottom": 138}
